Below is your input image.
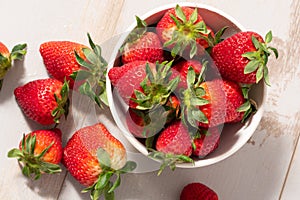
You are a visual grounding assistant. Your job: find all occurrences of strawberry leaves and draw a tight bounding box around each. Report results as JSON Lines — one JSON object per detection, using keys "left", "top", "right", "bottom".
{"left": 82, "top": 148, "right": 136, "bottom": 200}
{"left": 7, "top": 133, "right": 61, "bottom": 180}
{"left": 181, "top": 65, "right": 209, "bottom": 127}
{"left": 52, "top": 79, "right": 70, "bottom": 124}
{"left": 165, "top": 4, "right": 211, "bottom": 58}
{"left": 242, "top": 31, "right": 278, "bottom": 85}
{"left": 131, "top": 60, "right": 180, "bottom": 110}
{"left": 73, "top": 33, "right": 109, "bottom": 108}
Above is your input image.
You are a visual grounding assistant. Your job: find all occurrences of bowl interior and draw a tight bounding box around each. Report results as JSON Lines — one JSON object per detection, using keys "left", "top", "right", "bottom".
{"left": 106, "top": 3, "right": 265, "bottom": 168}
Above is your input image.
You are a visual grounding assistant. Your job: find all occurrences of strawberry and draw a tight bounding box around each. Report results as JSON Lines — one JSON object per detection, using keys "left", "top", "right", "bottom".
{"left": 180, "top": 68, "right": 251, "bottom": 129}
{"left": 121, "top": 16, "right": 164, "bottom": 64}
{"left": 192, "top": 127, "right": 220, "bottom": 158}
{"left": 14, "top": 78, "right": 69, "bottom": 125}
{"left": 211, "top": 31, "right": 278, "bottom": 84}
{"left": 39, "top": 41, "right": 87, "bottom": 88}
{"left": 7, "top": 129, "right": 63, "bottom": 180}
{"left": 149, "top": 120, "right": 193, "bottom": 175}
{"left": 40, "top": 34, "right": 108, "bottom": 108}
{"left": 109, "top": 60, "right": 180, "bottom": 110}
{"left": 0, "top": 42, "right": 27, "bottom": 91}
{"left": 180, "top": 182, "right": 218, "bottom": 200}
{"left": 156, "top": 5, "right": 213, "bottom": 58}
{"left": 63, "top": 123, "right": 136, "bottom": 200}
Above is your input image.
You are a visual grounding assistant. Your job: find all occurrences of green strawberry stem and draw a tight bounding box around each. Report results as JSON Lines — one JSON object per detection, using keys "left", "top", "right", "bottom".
{"left": 82, "top": 148, "right": 137, "bottom": 200}
{"left": 7, "top": 134, "right": 61, "bottom": 180}
{"left": 148, "top": 149, "right": 194, "bottom": 176}
{"left": 242, "top": 31, "right": 278, "bottom": 85}
{"left": 131, "top": 60, "right": 180, "bottom": 110}
{"left": 51, "top": 79, "right": 70, "bottom": 125}
{"left": 165, "top": 4, "right": 211, "bottom": 58}
{"left": 180, "top": 65, "right": 209, "bottom": 128}
{"left": 0, "top": 43, "right": 27, "bottom": 91}
{"left": 73, "top": 33, "right": 109, "bottom": 108}
{"left": 237, "top": 84, "right": 258, "bottom": 122}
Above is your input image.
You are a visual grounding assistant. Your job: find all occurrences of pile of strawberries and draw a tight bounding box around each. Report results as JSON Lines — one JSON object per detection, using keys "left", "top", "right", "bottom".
{"left": 5, "top": 35, "right": 136, "bottom": 199}
{"left": 2, "top": 4, "right": 278, "bottom": 200}
{"left": 108, "top": 4, "right": 278, "bottom": 173}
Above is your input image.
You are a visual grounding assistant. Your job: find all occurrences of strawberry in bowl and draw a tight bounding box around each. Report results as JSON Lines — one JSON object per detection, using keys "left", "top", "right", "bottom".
{"left": 106, "top": 3, "right": 278, "bottom": 171}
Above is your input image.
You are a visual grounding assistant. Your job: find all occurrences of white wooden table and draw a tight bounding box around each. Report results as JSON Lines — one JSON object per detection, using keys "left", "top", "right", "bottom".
{"left": 1, "top": 0, "right": 299, "bottom": 199}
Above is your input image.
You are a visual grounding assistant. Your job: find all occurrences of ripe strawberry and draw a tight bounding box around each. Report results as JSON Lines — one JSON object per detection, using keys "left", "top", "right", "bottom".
{"left": 192, "top": 127, "right": 220, "bottom": 158}
{"left": 14, "top": 78, "right": 69, "bottom": 125}
{"left": 180, "top": 182, "right": 218, "bottom": 200}
{"left": 63, "top": 123, "right": 136, "bottom": 199}
{"left": 109, "top": 60, "right": 180, "bottom": 110}
{"left": 0, "top": 42, "right": 27, "bottom": 91}
{"left": 211, "top": 31, "right": 278, "bottom": 84}
{"left": 156, "top": 5, "right": 213, "bottom": 58}
{"left": 180, "top": 69, "right": 248, "bottom": 128}
{"left": 39, "top": 40, "right": 87, "bottom": 88}
{"left": 149, "top": 120, "right": 193, "bottom": 175}
{"left": 40, "top": 34, "right": 109, "bottom": 108}
{"left": 121, "top": 16, "right": 164, "bottom": 64}
{"left": 7, "top": 129, "right": 63, "bottom": 180}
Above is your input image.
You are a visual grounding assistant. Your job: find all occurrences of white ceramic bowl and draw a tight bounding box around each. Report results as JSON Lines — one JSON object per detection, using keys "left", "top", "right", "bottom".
{"left": 106, "top": 2, "right": 265, "bottom": 168}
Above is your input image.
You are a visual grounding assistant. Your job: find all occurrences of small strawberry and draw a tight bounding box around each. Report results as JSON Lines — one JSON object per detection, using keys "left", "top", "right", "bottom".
{"left": 40, "top": 34, "right": 108, "bottom": 108}
{"left": 121, "top": 16, "right": 164, "bottom": 64}
{"left": 14, "top": 78, "right": 69, "bottom": 125}
{"left": 109, "top": 60, "right": 180, "bottom": 110}
{"left": 192, "top": 127, "right": 220, "bottom": 158}
{"left": 149, "top": 120, "right": 193, "bottom": 175}
{"left": 156, "top": 5, "right": 213, "bottom": 58}
{"left": 211, "top": 31, "right": 278, "bottom": 84}
{"left": 7, "top": 129, "right": 63, "bottom": 180}
{"left": 180, "top": 182, "right": 219, "bottom": 200}
{"left": 63, "top": 123, "right": 136, "bottom": 200}
{"left": 0, "top": 42, "right": 27, "bottom": 91}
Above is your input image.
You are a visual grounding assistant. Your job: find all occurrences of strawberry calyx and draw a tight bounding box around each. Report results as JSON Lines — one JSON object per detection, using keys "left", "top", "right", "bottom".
{"left": 164, "top": 4, "right": 211, "bottom": 58}
{"left": 242, "top": 31, "right": 278, "bottom": 85}
{"left": 237, "top": 84, "right": 258, "bottom": 122}
{"left": 51, "top": 79, "right": 70, "bottom": 124}
{"left": 180, "top": 63, "right": 209, "bottom": 127}
{"left": 82, "top": 148, "right": 136, "bottom": 200}
{"left": 7, "top": 133, "right": 61, "bottom": 180}
{"left": 72, "top": 33, "right": 109, "bottom": 108}
{"left": 0, "top": 43, "right": 27, "bottom": 90}
{"left": 130, "top": 60, "right": 180, "bottom": 110}
{"left": 148, "top": 149, "right": 194, "bottom": 176}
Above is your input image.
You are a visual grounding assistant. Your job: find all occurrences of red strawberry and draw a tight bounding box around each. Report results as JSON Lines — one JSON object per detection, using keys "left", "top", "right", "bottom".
{"left": 63, "top": 123, "right": 136, "bottom": 199}
{"left": 39, "top": 41, "right": 87, "bottom": 88}
{"left": 121, "top": 16, "right": 164, "bottom": 64}
{"left": 14, "top": 78, "right": 69, "bottom": 125}
{"left": 0, "top": 42, "right": 27, "bottom": 91}
{"left": 211, "top": 31, "right": 278, "bottom": 84}
{"left": 192, "top": 127, "right": 220, "bottom": 158}
{"left": 149, "top": 120, "right": 193, "bottom": 175}
{"left": 40, "top": 34, "right": 109, "bottom": 108}
{"left": 156, "top": 5, "right": 213, "bottom": 58}
{"left": 109, "top": 60, "right": 180, "bottom": 110}
{"left": 156, "top": 120, "right": 192, "bottom": 156}
{"left": 180, "top": 182, "right": 218, "bottom": 200}
{"left": 7, "top": 129, "right": 63, "bottom": 179}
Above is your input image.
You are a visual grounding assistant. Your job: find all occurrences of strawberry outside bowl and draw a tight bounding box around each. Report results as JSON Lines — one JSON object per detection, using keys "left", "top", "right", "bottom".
{"left": 106, "top": 2, "right": 266, "bottom": 169}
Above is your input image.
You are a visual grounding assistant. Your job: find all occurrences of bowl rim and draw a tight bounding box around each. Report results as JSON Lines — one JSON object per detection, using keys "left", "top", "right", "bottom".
{"left": 106, "top": 2, "right": 266, "bottom": 168}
